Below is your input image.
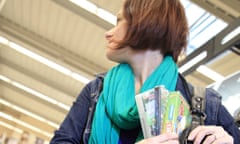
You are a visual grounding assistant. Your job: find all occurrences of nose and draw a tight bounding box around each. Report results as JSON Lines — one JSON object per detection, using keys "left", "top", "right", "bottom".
{"left": 105, "top": 29, "right": 113, "bottom": 40}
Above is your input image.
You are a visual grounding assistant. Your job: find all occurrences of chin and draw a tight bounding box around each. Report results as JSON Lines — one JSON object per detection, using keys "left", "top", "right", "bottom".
{"left": 106, "top": 53, "right": 122, "bottom": 63}
{"left": 106, "top": 53, "right": 117, "bottom": 62}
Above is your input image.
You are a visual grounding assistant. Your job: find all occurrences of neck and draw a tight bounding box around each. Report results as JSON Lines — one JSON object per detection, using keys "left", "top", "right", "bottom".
{"left": 128, "top": 50, "right": 163, "bottom": 93}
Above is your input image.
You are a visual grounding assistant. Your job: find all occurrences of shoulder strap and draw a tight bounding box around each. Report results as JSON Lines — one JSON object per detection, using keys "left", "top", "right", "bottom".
{"left": 191, "top": 87, "right": 207, "bottom": 129}
{"left": 179, "top": 86, "right": 207, "bottom": 144}
{"left": 178, "top": 74, "right": 207, "bottom": 126}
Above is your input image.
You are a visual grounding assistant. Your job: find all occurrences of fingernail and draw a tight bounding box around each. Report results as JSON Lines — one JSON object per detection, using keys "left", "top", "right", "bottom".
{"left": 187, "top": 135, "right": 193, "bottom": 140}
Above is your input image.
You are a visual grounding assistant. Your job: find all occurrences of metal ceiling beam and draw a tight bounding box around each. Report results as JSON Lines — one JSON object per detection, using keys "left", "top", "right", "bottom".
{"left": 220, "top": 0, "right": 240, "bottom": 14}
{"left": 207, "top": 0, "right": 240, "bottom": 17}
{"left": 191, "top": 0, "right": 236, "bottom": 23}
{"left": 52, "top": 0, "right": 114, "bottom": 30}
{"left": 180, "top": 18, "right": 240, "bottom": 76}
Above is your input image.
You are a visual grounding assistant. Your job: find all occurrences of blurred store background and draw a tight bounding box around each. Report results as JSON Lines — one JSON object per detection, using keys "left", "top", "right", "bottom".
{"left": 0, "top": 0, "right": 239, "bottom": 143}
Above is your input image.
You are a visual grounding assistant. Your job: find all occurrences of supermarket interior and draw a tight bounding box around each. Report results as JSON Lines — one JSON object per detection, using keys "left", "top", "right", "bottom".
{"left": 0, "top": 0, "right": 239, "bottom": 143}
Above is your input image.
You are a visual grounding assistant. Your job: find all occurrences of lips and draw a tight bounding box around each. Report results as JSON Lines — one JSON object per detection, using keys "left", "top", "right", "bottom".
{"left": 106, "top": 41, "right": 114, "bottom": 49}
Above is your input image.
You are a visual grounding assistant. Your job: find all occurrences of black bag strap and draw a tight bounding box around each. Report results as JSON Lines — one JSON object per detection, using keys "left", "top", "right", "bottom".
{"left": 190, "top": 87, "right": 207, "bottom": 129}
{"left": 178, "top": 74, "right": 207, "bottom": 126}
{"left": 178, "top": 74, "right": 207, "bottom": 144}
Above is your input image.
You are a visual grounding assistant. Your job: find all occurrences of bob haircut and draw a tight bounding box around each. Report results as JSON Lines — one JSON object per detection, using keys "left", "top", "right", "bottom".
{"left": 118, "top": 0, "right": 189, "bottom": 62}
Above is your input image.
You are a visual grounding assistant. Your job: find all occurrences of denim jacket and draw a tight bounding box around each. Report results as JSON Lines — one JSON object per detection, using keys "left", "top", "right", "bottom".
{"left": 50, "top": 74, "right": 240, "bottom": 144}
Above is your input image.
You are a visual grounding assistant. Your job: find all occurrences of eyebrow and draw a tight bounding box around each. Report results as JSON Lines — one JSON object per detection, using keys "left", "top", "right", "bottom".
{"left": 116, "top": 9, "right": 123, "bottom": 17}
{"left": 116, "top": 13, "right": 121, "bottom": 17}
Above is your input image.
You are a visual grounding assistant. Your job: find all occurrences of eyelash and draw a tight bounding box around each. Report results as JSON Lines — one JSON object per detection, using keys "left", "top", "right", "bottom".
{"left": 117, "top": 18, "right": 121, "bottom": 23}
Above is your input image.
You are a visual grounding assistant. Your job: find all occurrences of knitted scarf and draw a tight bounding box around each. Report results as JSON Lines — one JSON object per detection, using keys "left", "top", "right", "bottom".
{"left": 88, "top": 56, "right": 178, "bottom": 143}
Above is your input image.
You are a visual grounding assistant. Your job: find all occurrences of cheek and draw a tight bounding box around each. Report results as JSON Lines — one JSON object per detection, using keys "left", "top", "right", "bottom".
{"left": 114, "top": 25, "right": 127, "bottom": 41}
{"left": 115, "top": 32, "right": 125, "bottom": 41}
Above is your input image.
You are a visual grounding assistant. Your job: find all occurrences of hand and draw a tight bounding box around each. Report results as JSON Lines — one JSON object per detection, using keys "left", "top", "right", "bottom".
{"left": 136, "top": 133, "right": 179, "bottom": 144}
{"left": 188, "top": 126, "right": 233, "bottom": 144}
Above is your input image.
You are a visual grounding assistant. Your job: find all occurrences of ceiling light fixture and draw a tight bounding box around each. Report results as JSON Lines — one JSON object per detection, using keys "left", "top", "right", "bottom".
{"left": 69, "top": 0, "right": 116, "bottom": 25}
{"left": 221, "top": 26, "right": 240, "bottom": 45}
{"left": 179, "top": 51, "right": 207, "bottom": 73}
{"left": 196, "top": 65, "right": 225, "bottom": 82}
{"left": 69, "top": 0, "right": 97, "bottom": 14}
{"left": 0, "top": 75, "right": 70, "bottom": 111}
{"left": 0, "top": 112, "right": 52, "bottom": 138}
{"left": 0, "top": 35, "right": 8, "bottom": 44}
{"left": 0, "top": 36, "right": 90, "bottom": 84}
{"left": 96, "top": 8, "right": 116, "bottom": 25}
{"left": 0, "top": 121, "right": 23, "bottom": 133}
{"left": 0, "top": 0, "right": 6, "bottom": 12}
{"left": 0, "top": 98, "right": 59, "bottom": 129}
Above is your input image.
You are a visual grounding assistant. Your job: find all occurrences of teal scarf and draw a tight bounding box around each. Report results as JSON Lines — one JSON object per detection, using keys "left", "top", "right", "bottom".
{"left": 88, "top": 56, "right": 178, "bottom": 144}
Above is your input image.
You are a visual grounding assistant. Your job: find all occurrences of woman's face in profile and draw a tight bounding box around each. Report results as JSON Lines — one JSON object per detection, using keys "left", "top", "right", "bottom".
{"left": 104, "top": 9, "right": 131, "bottom": 63}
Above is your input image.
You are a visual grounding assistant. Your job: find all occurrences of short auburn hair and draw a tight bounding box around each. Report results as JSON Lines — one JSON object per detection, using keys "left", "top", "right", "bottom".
{"left": 119, "top": 0, "right": 189, "bottom": 62}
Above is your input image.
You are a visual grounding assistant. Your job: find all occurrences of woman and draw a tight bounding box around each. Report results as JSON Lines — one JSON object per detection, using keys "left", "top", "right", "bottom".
{"left": 50, "top": 0, "right": 240, "bottom": 143}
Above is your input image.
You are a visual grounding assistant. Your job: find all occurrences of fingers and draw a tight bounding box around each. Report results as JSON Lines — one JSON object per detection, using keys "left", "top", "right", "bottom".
{"left": 200, "top": 134, "right": 216, "bottom": 144}
{"left": 214, "top": 135, "right": 234, "bottom": 144}
{"left": 136, "top": 133, "right": 179, "bottom": 144}
{"left": 187, "top": 126, "right": 233, "bottom": 144}
{"left": 155, "top": 133, "right": 179, "bottom": 142}
{"left": 137, "top": 126, "right": 233, "bottom": 144}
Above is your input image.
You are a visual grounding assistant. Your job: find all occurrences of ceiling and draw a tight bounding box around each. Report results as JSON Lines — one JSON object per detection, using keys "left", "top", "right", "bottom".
{"left": 0, "top": 0, "right": 239, "bottom": 142}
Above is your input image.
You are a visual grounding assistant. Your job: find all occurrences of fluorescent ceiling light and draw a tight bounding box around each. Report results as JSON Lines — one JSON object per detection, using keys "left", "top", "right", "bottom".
{"left": 0, "top": 75, "right": 70, "bottom": 111}
{"left": 221, "top": 26, "right": 240, "bottom": 45}
{"left": 69, "top": 0, "right": 116, "bottom": 25}
{"left": 0, "top": 75, "right": 11, "bottom": 83}
{"left": 0, "top": 36, "right": 90, "bottom": 84}
{"left": 13, "top": 82, "right": 70, "bottom": 110}
{"left": 196, "top": 65, "right": 225, "bottom": 82}
{"left": 71, "top": 72, "right": 91, "bottom": 83}
{"left": 69, "top": 0, "right": 97, "bottom": 14}
{"left": 97, "top": 8, "right": 116, "bottom": 25}
{"left": 0, "top": 112, "right": 52, "bottom": 138}
{"left": 0, "top": 121, "right": 23, "bottom": 133}
{"left": 9, "top": 42, "right": 72, "bottom": 75}
{"left": 179, "top": 51, "right": 207, "bottom": 73}
{"left": 0, "top": 0, "right": 6, "bottom": 12}
{"left": 0, "top": 98, "right": 59, "bottom": 128}
{"left": 0, "top": 36, "right": 8, "bottom": 44}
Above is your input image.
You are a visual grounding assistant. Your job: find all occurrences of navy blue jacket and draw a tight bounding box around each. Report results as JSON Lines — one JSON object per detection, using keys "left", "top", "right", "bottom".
{"left": 50, "top": 74, "right": 240, "bottom": 144}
